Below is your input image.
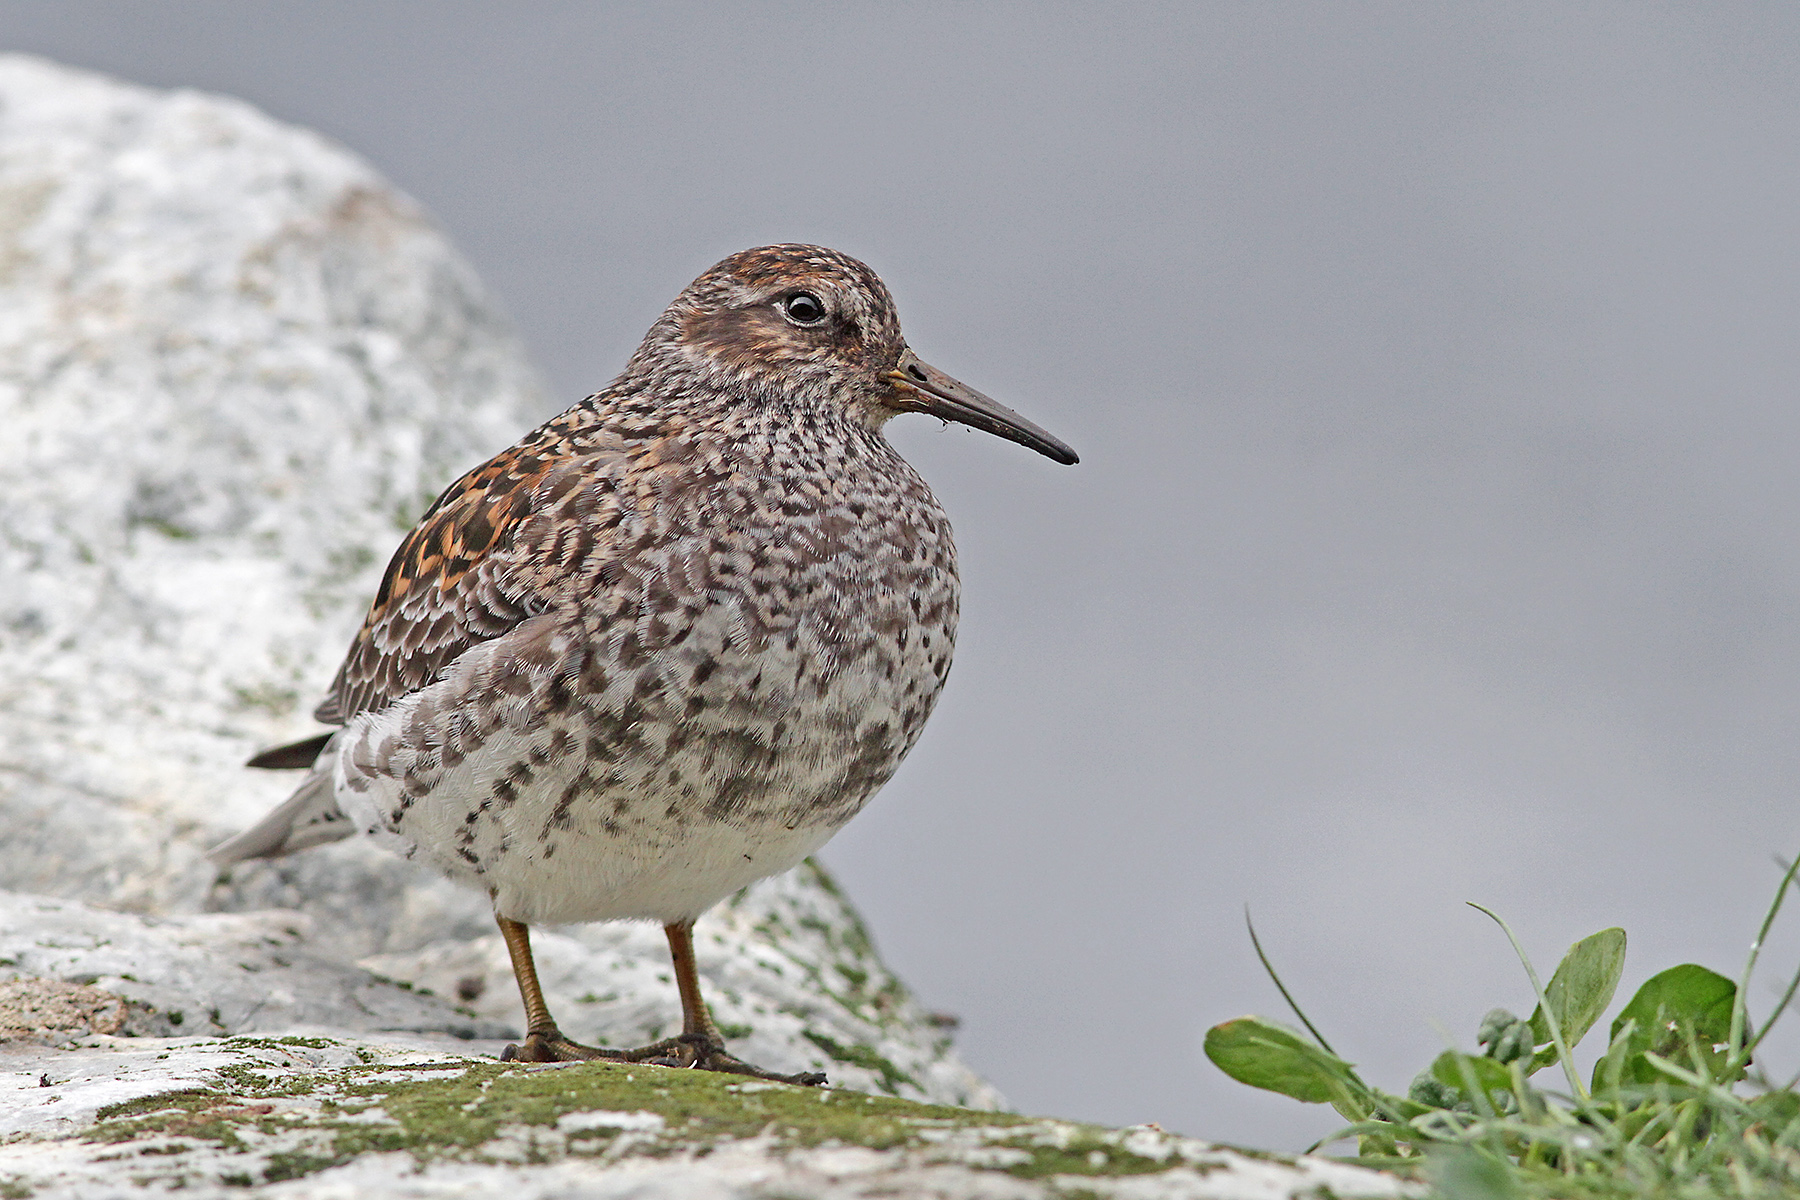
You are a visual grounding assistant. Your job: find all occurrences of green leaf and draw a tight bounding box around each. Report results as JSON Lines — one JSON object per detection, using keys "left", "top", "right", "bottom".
{"left": 1203, "top": 1017, "right": 1362, "bottom": 1106}
{"left": 1606, "top": 963, "right": 1739, "bottom": 1085}
{"left": 1590, "top": 1017, "right": 1638, "bottom": 1099}
{"left": 1525, "top": 927, "right": 1626, "bottom": 1066}
{"left": 1429, "top": 1049, "right": 1515, "bottom": 1102}
{"left": 1748, "top": 1089, "right": 1800, "bottom": 1133}
{"left": 1427, "top": 1145, "right": 1525, "bottom": 1200}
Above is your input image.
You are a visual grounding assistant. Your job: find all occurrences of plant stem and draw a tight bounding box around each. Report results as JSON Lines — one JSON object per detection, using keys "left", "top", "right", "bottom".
{"left": 1731, "top": 853, "right": 1800, "bottom": 1068}
{"left": 1467, "top": 902, "right": 1594, "bottom": 1109}
{"left": 1244, "top": 907, "right": 1338, "bottom": 1055}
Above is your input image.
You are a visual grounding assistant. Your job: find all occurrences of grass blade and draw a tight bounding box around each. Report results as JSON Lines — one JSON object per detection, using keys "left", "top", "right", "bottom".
{"left": 1245, "top": 907, "right": 1337, "bottom": 1055}
{"left": 1468, "top": 902, "right": 1593, "bottom": 1108}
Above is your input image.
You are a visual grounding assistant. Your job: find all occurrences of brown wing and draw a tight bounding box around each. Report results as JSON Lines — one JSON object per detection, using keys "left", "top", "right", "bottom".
{"left": 314, "top": 435, "right": 630, "bottom": 725}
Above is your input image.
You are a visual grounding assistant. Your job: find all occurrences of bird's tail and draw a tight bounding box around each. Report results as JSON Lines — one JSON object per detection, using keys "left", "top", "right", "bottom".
{"left": 245, "top": 731, "right": 333, "bottom": 769}
{"left": 210, "top": 745, "right": 355, "bottom": 864}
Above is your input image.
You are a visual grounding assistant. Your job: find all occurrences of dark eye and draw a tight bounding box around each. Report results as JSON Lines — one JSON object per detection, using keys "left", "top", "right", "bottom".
{"left": 781, "top": 291, "right": 826, "bottom": 326}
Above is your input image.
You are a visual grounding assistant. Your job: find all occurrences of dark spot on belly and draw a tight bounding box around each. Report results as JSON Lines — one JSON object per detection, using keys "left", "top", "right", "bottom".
{"left": 706, "top": 773, "right": 769, "bottom": 820}
{"left": 532, "top": 729, "right": 573, "bottom": 766}
{"left": 547, "top": 774, "right": 596, "bottom": 833}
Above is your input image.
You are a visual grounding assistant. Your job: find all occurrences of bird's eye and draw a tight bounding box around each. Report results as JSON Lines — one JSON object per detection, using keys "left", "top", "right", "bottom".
{"left": 781, "top": 292, "right": 826, "bottom": 326}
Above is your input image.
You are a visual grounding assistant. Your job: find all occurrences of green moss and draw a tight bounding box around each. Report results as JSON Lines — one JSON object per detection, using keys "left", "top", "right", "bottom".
{"left": 90, "top": 1094, "right": 261, "bottom": 1151}
{"left": 261, "top": 1151, "right": 344, "bottom": 1183}
{"left": 800, "top": 1031, "right": 919, "bottom": 1094}
{"left": 74, "top": 1046, "right": 1278, "bottom": 1190}
{"left": 85, "top": 1055, "right": 1032, "bottom": 1183}
{"left": 228, "top": 682, "right": 299, "bottom": 716}
{"left": 94, "top": 1089, "right": 221, "bottom": 1123}
{"left": 139, "top": 517, "right": 198, "bottom": 541}
{"left": 997, "top": 1132, "right": 1168, "bottom": 1179}
{"left": 350, "top": 1060, "right": 996, "bottom": 1153}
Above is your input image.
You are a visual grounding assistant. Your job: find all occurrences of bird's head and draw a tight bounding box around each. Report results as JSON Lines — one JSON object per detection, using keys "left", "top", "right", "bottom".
{"left": 637, "top": 244, "right": 1077, "bottom": 465}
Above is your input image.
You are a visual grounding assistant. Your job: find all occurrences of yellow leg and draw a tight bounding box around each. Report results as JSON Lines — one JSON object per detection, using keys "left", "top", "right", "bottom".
{"left": 498, "top": 915, "right": 557, "bottom": 1037}
{"left": 495, "top": 911, "right": 824, "bottom": 1084}
{"left": 664, "top": 920, "right": 724, "bottom": 1043}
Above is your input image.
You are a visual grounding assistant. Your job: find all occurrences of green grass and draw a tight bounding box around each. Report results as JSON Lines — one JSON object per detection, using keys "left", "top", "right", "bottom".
{"left": 1205, "top": 853, "right": 1800, "bottom": 1198}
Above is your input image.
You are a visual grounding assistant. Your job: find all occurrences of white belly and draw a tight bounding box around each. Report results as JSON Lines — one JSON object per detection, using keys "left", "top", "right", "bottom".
{"left": 329, "top": 604, "right": 944, "bottom": 925}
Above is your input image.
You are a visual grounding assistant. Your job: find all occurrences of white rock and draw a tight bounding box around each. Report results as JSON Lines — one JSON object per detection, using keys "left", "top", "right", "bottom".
{"left": 0, "top": 1031, "right": 1417, "bottom": 1199}
{"left": 0, "top": 48, "right": 545, "bottom": 920}
{"left": 0, "top": 890, "right": 510, "bottom": 1042}
{"left": 0, "top": 50, "right": 999, "bottom": 1109}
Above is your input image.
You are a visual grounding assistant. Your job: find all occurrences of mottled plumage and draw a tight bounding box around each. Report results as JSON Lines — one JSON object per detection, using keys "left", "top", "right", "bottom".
{"left": 215, "top": 244, "right": 1076, "bottom": 1078}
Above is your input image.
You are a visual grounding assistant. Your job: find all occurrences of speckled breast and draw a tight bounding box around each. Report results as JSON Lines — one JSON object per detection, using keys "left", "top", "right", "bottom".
{"left": 334, "top": 424, "right": 960, "bottom": 925}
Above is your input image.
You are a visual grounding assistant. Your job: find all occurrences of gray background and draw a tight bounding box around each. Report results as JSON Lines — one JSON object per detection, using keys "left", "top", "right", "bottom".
{"left": 8, "top": 2, "right": 1800, "bottom": 1150}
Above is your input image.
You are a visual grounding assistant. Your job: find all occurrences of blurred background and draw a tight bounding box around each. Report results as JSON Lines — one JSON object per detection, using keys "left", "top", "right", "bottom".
{"left": 7, "top": 2, "right": 1800, "bottom": 1150}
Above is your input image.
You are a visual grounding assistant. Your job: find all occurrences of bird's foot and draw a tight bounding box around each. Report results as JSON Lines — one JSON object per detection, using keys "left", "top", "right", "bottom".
{"left": 625, "top": 1033, "right": 827, "bottom": 1086}
{"left": 499, "top": 1029, "right": 824, "bottom": 1085}
{"left": 499, "top": 1030, "right": 626, "bottom": 1063}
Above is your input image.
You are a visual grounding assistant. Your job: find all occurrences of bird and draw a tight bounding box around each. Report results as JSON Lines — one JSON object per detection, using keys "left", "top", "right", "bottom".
{"left": 211, "top": 244, "right": 1078, "bottom": 1083}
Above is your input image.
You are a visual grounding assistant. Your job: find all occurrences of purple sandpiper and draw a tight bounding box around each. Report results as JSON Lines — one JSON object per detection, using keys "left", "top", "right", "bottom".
{"left": 213, "top": 244, "right": 1077, "bottom": 1082}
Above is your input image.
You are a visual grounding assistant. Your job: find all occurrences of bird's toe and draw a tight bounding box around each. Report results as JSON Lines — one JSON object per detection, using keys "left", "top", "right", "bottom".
{"left": 500, "top": 1031, "right": 617, "bottom": 1063}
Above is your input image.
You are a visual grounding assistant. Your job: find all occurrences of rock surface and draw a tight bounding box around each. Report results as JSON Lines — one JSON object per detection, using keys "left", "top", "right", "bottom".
{"left": 0, "top": 1032, "right": 1418, "bottom": 1199}
{"left": 0, "top": 53, "right": 1411, "bottom": 1197}
{"left": 0, "top": 891, "right": 508, "bottom": 1043}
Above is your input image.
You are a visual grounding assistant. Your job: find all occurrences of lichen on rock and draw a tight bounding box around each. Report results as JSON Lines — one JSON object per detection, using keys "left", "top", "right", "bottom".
{"left": 0, "top": 1031, "right": 1417, "bottom": 1198}
{"left": 0, "top": 981, "right": 128, "bottom": 1044}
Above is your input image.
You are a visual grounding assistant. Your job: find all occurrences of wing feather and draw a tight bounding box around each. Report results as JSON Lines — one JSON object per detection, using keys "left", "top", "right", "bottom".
{"left": 314, "top": 436, "right": 632, "bottom": 724}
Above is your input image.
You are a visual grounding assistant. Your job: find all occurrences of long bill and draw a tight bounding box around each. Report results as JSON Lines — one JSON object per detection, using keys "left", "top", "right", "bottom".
{"left": 884, "top": 348, "right": 1079, "bottom": 465}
